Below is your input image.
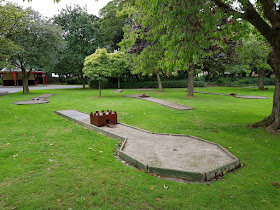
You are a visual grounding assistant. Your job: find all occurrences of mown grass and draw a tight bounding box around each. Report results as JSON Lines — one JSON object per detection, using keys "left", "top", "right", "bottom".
{"left": 0, "top": 86, "right": 279, "bottom": 209}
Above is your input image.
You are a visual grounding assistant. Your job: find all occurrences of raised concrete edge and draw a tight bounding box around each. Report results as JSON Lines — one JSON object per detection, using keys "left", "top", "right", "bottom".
{"left": 143, "top": 98, "right": 195, "bottom": 111}
{"left": 54, "top": 110, "right": 240, "bottom": 182}
{"left": 123, "top": 94, "right": 194, "bottom": 110}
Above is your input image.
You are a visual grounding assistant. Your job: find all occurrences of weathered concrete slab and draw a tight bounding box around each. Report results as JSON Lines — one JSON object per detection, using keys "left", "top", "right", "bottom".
{"left": 55, "top": 110, "right": 240, "bottom": 181}
{"left": 124, "top": 94, "right": 194, "bottom": 110}
{"left": 194, "top": 91, "right": 269, "bottom": 99}
{"left": 113, "top": 89, "right": 123, "bottom": 93}
{"left": 13, "top": 94, "right": 54, "bottom": 105}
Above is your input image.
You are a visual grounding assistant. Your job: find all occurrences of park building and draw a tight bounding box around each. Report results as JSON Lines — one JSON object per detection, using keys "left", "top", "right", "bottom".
{"left": 0, "top": 68, "right": 48, "bottom": 87}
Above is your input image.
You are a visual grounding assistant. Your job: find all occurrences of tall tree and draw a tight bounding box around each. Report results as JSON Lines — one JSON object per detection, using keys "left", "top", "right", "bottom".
{"left": 122, "top": 0, "right": 232, "bottom": 96}
{"left": 0, "top": 1, "right": 28, "bottom": 68}
{"left": 98, "top": 0, "right": 130, "bottom": 52}
{"left": 53, "top": 5, "right": 101, "bottom": 88}
{"left": 9, "top": 9, "right": 65, "bottom": 94}
{"left": 211, "top": 0, "right": 280, "bottom": 132}
{"left": 236, "top": 33, "right": 272, "bottom": 90}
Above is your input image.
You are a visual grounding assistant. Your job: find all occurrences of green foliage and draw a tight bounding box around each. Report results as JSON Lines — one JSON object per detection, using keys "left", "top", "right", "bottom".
{"left": 88, "top": 78, "right": 207, "bottom": 89}
{"left": 0, "top": 2, "right": 28, "bottom": 68}
{"left": 213, "top": 76, "right": 275, "bottom": 86}
{"left": 53, "top": 5, "right": 100, "bottom": 77}
{"left": 83, "top": 48, "right": 129, "bottom": 80}
{"left": 236, "top": 32, "right": 272, "bottom": 74}
{"left": 9, "top": 9, "right": 64, "bottom": 72}
{"left": 83, "top": 48, "right": 113, "bottom": 81}
{"left": 65, "top": 78, "right": 86, "bottom": 85}
{"left": 98, "top": 0, "right": 130, "bottom": 52}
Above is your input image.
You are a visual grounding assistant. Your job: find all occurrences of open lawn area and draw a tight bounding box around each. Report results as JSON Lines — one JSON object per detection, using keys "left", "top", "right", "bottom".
{"left": 0, "top": 87, "right": 279, "bottom": 209}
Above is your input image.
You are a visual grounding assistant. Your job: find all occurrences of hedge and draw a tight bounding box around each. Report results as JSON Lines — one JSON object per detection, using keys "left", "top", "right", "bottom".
{"left": 88, "top": 79, "right": 207, "bottom": 89}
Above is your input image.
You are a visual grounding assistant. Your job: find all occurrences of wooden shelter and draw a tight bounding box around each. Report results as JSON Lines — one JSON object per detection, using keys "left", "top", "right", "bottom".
{"left": 0, "top": 68, "right": 47, "bottom": 87}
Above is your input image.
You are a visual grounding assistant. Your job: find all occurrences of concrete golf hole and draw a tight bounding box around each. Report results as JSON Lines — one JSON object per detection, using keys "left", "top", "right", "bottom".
{"left": 13, "top": 94, "right": 54, "bottom": 105}
{"left": 194, "top": 91, "right": 269, "bottom": 99}
{"left": 124, "top": 94, "right": 195, "bottom": 110}
{"left": 55, "top": 109, "right": 240, "bottom": 182}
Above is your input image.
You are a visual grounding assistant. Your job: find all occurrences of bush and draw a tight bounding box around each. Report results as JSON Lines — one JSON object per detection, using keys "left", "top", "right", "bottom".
{"left": 0, "top": 79, "right": 2, "bottom": 86}
{"left": 88, "top": 78, "right": 207, "bottom": 89}
{"left": 66, "top": 78, "right": 86, "bottom": 84}
{"left": 211, "top": 76, "right": 275, "bottom": 86}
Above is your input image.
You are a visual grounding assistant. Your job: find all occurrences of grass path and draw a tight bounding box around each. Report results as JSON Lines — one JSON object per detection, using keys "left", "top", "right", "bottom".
{"left": 0, "top": 87, "right": 279, "bottom": 209}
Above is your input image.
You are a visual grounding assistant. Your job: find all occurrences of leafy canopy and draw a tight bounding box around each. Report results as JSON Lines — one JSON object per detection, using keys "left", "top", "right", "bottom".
{"left": 83, "top": 48, "right": 128, "bottom": 81}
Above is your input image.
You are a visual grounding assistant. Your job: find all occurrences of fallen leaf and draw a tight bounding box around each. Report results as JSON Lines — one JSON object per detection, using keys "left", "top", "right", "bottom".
{"left": 140, "top": 169, "right": 145, "bottom": 172}
{"left": 0, "top": 143, "right": 10, "bottom": 148}
{"left": 103, "top": 197, "right": 106, "bottom": 202}
{"left": 211, "top": 130, "right": 220, "bottom": 132}
{"left": 228, "top": 147, "right": 232, "bottom": 149}
{"left": 150, "top": 187, "right": 154, "bottom": 190}
{"left": 156, "top": 198, "right": 161, "bottom": 201}
{"left": 49, "top": 159, "right": 53, "bottom": 162}
{"left": 25, "top": 161, "right": 29, "bottom": 163}
{"left": 56, "top": 199, "right": 61, "bottom": 202}
{"left": 92, "top": 192, "right": 97, "bottom": 196}
{"left": 13, "top": 154, "right": 18, "bottom": 157}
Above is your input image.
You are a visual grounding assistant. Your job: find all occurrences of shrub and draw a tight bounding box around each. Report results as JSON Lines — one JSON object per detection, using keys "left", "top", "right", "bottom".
{"left": 88, "top": 78, "right": 207, "bottom": 89}
{"left": 66, "top": 78, "right": 85, "bottom": 84}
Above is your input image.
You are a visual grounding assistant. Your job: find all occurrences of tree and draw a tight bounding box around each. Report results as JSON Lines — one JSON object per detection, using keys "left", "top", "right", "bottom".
{"left": 9, "top": 9, "right": 65, "bottom": 94}
{"left": 109, "top": 51, "right": 130, "bottom": 89}
{"left": 211, "top": 0, "right": 280, "bottom": 132}
{"left": 98, "top": 0, "right": 130, "bottom": 52}
{"left": 236, "top": 33, "right": 272, "bottom": 90}
{"left": 53, "top": 5, "right": 101, "bottom": 88}
{"left": 83, "top": 48, "right": 128, "bottom": 96}
{"left": 0, "top": 1, "right": 28, "bottom": 68}
{"left": 122, "top": 0, "right": 232, "bottom": 97}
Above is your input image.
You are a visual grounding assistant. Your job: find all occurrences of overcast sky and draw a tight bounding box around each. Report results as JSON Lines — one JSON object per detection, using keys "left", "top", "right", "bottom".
{"left": 7, "top": 0, "right": 112, "bottom": 18}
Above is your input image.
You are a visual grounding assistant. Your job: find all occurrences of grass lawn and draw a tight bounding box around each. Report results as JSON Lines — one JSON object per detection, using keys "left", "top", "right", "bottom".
{"left": 0, "top": 86, "right": 279, "bottom": 209}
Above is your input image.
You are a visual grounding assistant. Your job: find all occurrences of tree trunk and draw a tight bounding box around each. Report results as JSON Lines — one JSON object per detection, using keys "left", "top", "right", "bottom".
{"left": 156, "top": 73, "right": 163, "bottom": 92}
{"left": 22, "top": 75, "right": 29, "bottom": 94}
{"left": 118, "top": 77, "right": 121, "bottom": 89}
{"left": 98, "top": 80, "right": 101, "bottom": 97}
{"left": 251, "top": 52, "right": 280, "bottom": 133}
{"left": 187, "top": 70, "right": 194, "bottom": 97}
{"left": 82, "top": 75, "right": 86, "bottom": 89}
{"left": 258, "top": 70, "right": 265, "bottom": 90}
{"left": 21, "top": 65, "right": 30, "bottom": 94}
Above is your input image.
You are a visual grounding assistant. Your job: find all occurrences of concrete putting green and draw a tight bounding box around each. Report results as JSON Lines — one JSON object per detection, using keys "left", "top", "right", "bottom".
{"left": 124, "top": 94, "right": 194, "bottom": 110}
{"left": 13, "top": 94, "right": 54, "bottom": 105}
{"left": 194, "top": 91, "right": 269, "bottom": 99}
{"left": 55, "top": 110, "right": 240, "bottom": 182}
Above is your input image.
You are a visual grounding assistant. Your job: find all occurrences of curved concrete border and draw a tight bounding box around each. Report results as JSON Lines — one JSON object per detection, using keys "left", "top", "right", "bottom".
{"left": 55, "top": 110, "right": 240, "bottom": 182}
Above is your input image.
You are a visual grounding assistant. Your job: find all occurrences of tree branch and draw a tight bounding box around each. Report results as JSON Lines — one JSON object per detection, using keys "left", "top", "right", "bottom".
{"left": 239, "top": 0, "right": 273, "bottom": 45}
{"left": 212, "top": 0, "right": 273, "bottom": 46}
{"left": 259, "top": 0, "right": 280, "bottom": 29}
{"left": 211, "top": 0, "right": 243, "bottom": 17}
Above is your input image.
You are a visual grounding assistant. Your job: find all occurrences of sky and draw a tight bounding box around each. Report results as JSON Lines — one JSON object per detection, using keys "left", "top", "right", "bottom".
{"left": 7, "top": 0, "right": 112, "bottom": 18}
